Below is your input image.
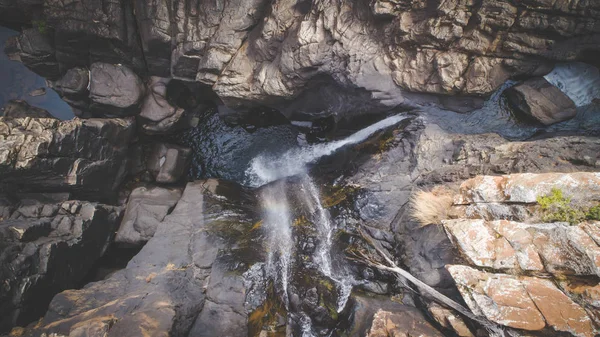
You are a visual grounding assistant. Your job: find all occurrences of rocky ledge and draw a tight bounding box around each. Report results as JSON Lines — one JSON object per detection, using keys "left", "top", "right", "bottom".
{"left": 0, "top": 196, "right": 122, "bottom": 333}
{"left": 2, "top": 0, "right": 600, "bottom": 121}
{"left": 441, "top": 172, "right": 600, "bottom": 336}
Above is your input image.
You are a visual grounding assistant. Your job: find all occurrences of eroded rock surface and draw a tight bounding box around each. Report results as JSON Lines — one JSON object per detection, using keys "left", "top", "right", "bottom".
{"left": 505, "top": 77, "right": 577, "bottom": 125}
{"left": 448, "top": 265, "right": 597, "bottom": 336}
{"left": 114, "top": 186, "right": 182, "bottom": 246}
{"left": 3, "top": 0, "right": 599, "bottom": 118}
{"left": 336, "top": 117, "right": 600, "bottom": 290}
{"left": 12, "top": 180, "right": 262, "bottom": 337}
{"left": 0, "top": 117, "right": 134, "bottom": 198}
{"left": 0, "top": 198, "right": 122, "bottom": 333}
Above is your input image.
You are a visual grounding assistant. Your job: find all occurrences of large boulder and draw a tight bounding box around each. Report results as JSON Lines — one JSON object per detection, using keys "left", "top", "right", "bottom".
{"left": 89, "top": 63, "right": 144, "bottom": 116}
{"left": 505, "top": 77, "right": 577, "bottom": 125}
{"left": 139, "top": 77, "right": 188, "bottom": 135}
{"left": 448, "top": 265, "right": 597, "bottom": 336}
{"left": 0, "top": 197, "right": 122, "bottom": 333}
{"left": 345, "top": 294, "right": 444, "bottom": 337}
{"left": 6, "top": 28, "right": 60, "bottom": 80}
{"left": 114, "top": 185, "right": 183, "bottom": 246}
{"left": 0, "top": 117, "right": 134, "bottom": 198}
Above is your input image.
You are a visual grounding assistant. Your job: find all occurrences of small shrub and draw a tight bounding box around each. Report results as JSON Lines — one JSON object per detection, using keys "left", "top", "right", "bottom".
{"left": 32, "top": 20, "right": 47, "bottom": 34}
{"left": 536, "top": 188, "right": 589, "bottom": 225}
{"left": 410, "top": 188, "right": 454, "bottom": 227}
{"left": 586, "top": 205, "right": 600, "bottom": 221}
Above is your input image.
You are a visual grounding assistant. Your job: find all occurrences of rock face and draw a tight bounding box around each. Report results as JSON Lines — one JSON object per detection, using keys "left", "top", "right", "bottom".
{"left": 1, "top": 100, "right": 55, "bottom": 118}
{"left": 448, "top": 265, "right": 597, "bottom": 336}
{"left": 444, "top": 219, "right": 600, "bottom": 275}
{"left": 0, "top": 117, "right": 134, "bottom": 198}
{"left": 413, "top": 172, "right": 600, "bottom": 336}
{"left": 337, "top": 117, "right": 600, "bottom": 290}
{"left": 14, "top": 180, "right": 263, "bottom": 337}
{"left": 114, "top": 185, "right": 182, "bottom": 245}
{"left": 343, "top": 294, "right": 444, "bottom": 337}
{"left": 89, "top": 63, "right": 144, "bottom": 116}
{"left": 139, "top": 77, "right": 186, "bottom": 134}
{"left": 3, "top": 0, "right": 600, "bottom": 118}
{"left": 0, "top": 198, "right": 122, "bottom": 333}
{"left": 505, "top": 77, "right": 577, "bottom": 125}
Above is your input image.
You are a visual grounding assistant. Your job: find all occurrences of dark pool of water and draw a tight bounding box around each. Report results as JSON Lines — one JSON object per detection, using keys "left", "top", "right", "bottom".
{"left": 176, "top": 111, "right": 300, "bottom": 184}
{"left": 0, "top": 26, "right": 74, "bottom": 120}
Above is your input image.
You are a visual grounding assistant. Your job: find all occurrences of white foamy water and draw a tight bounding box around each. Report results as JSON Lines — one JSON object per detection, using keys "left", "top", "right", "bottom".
{"left": 299, "top": 176, "right": 354, "bottom": 312}
{"left": 245, "top": 114, "right": 408, "bottom": 187}
{"left": 260, "top": 180, "right": 293, "bottom": 305}
{"left": 254, "top": 115, "right": 406, "bottom": 333}
{"left": 544, "top": 62, "right": 600, "bottom": 107}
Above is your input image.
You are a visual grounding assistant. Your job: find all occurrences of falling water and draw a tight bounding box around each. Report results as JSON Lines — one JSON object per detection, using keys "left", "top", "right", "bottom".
{"left": 248, "top": 114, "right": 407, "bottom": 334}
{"left": 245, "top": 114, "right": 409, "bottom": 187}
{"left": 259, "top": 179, "right": 293, "bottom": 305}
{"left": 298, "top": 175, "right": 353, "bottom": 311}
{"left": 544, "top": 62, "right": 600, "bottom": 107}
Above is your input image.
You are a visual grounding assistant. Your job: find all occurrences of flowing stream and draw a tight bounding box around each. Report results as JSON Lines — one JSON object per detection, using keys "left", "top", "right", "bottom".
{"left": 245, "top": 114, "right": 409, "bottom": 335}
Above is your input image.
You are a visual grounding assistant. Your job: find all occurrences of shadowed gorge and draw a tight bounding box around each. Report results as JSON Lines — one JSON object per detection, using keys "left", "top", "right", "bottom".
{"left": 1, "top": 0, "right": 600, "bottom": 336}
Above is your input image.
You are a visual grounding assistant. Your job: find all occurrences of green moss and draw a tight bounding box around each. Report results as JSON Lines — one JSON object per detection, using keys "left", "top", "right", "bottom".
{"left": 321, "top": 185, "right": 359, "bottom": 208}
{"left": 536, "top": 188, "right": 600, "bottom": 225}
{"left": 32, "top": 20, "right": 47, "bottom": 34}
{"left": 586, "top": 205, "right": 600, "bottom": 221}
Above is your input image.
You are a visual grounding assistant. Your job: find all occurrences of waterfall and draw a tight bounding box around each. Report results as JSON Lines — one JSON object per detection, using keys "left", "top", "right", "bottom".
{"left": 544, "top": 62, "right": 600, "bottom": 107}
{"left": 248, "top": 114, "right": 407, "bottom": 333}
{"left": 259, "top": 179, "right": 293, "bottom": 305}
{"left": 245, "top": 114, "right": 408, "bottom": 187}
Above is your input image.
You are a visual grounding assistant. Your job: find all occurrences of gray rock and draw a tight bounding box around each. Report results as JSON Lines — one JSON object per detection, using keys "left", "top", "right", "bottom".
{"left": 13, "top": 180, "right": 261, "bottom": 337}
{"left": 43, "top": 0, "right": 145, "bottom": 71}
{"left": 114, "top": 185, "right": 183, "bottom": 246}
{"left": 146, "top": 143, "right": 191, "bottom": 184}
{"left": 340, "top": 117, "right": 600, "bottom": 288}
{"left": 54, "top": 67, "right": 90, "bottom": 96}
{"left": 2, "top": 100, "right": 55, "bottom": 118}
{"left": 139, "top": 77, "right": 188, "bottom": 134}
{"left": 5, "top": 0, "right": 599, "bottom": 118}
{"left": 505, "top": 77, "right": 577, "bottom": 125}
{"left": 0, "top": 117, "right": 134, "bottom": 197}
{"left": 89, "top": 63, "right": 144, "bottom": 115}
{"left": 12, "top": 28, "right": 60, "bottom": 80}
{"left": 0, "top": 200, "right": 122, "bottom": 333}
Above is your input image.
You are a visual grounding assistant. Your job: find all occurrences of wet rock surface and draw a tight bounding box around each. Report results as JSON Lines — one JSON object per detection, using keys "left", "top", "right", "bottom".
{"left": 0, "top": 197, "right": 122, "bottom": 333}
{"left": 505, "top": 77, "right": 577, "bottom": 125}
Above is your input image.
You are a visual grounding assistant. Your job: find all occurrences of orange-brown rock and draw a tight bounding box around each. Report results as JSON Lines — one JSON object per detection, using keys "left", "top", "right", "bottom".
{"left": 447, "top": 265, "right": 597, "bottom": 336}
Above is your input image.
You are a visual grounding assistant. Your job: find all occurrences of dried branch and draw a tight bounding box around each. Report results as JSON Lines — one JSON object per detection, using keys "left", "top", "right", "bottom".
{"left": 355, "top": 228, "right": 508, "bottom": 337}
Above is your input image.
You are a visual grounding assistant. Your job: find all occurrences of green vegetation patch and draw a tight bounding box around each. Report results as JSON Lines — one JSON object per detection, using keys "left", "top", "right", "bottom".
{"left": 536, "top": 188, "right": 600, "bottom": 225}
